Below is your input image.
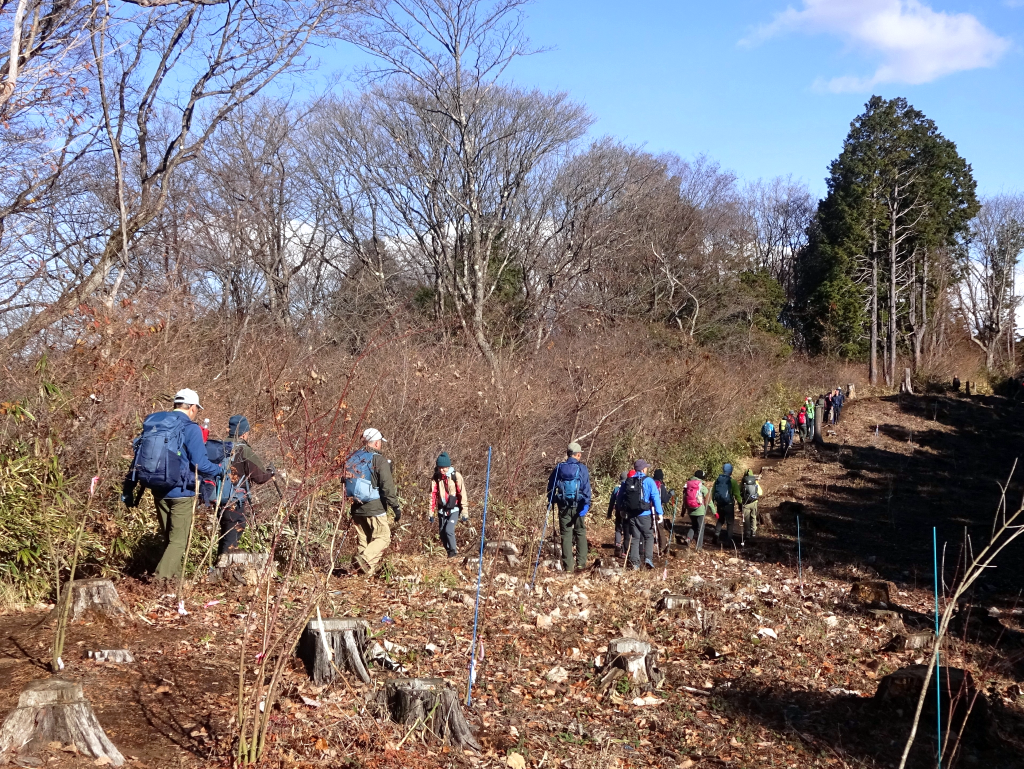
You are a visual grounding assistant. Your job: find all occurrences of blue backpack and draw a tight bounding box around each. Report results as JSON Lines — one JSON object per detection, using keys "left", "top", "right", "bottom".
{"left": 761, "top": 421, "right": 775, "bottom": 439}
{"left": 345, "top": 449, "right": 380, "bottom": 503}
{"left": 199, "top": 439, "right": 235, "bottom": 507}
{"left": 713, "top": 474, "right": 732, "bottom": 505}
{"left": 555, "top": 463, "right": 582, "bottom": 505}
{"left": 131, "top": 412, "right": 188, "bottom": 491}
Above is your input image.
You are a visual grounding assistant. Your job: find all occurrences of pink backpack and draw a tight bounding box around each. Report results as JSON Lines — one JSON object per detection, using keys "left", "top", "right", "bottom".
{"left": 684, "top": 478, "right": 703, "bottom": 510}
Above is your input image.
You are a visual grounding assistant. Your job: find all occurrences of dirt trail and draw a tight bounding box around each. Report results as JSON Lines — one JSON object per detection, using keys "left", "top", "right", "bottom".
{"left": 748, "top": 392, "right": 1024, "bottom": 600}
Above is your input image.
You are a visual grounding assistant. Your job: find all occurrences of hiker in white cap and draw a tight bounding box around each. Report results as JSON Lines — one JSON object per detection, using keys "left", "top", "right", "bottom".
{"left": 342, "top": 427, "right": 401, "bottom": 574}
{"left": 123, "top": 388, "right": 221, "bottom": 588}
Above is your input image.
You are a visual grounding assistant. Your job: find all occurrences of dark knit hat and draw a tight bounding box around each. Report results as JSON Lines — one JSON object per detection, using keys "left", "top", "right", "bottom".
{"left": 653, "top": 468, "right": 665, "bottom": 482}
{"left": 694, "top": 469, "right": 705, "bottom": 480}
{"left": 228, "top": 414, "right": 250, "bottom": 438}
{"left": 436, "top": 452, "right": 452, "bottom": 468}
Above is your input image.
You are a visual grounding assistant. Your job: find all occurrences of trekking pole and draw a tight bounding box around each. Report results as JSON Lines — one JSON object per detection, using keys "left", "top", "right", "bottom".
{"left": 466, "top": 446, "right": 492, "bottom": 707}
{"left": 529, "top": 465, "right": 560, "bottom": 593}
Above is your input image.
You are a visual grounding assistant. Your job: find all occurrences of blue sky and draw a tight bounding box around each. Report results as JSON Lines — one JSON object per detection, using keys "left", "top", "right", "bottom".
{"left": 318, "top": 1, "right": 1024, "bottom": 199}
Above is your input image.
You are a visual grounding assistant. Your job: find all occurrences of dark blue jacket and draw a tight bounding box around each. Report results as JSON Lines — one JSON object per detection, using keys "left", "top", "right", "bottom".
{"left": 159, "top": 410, "right": 223, "bottom": 499}
{"left": 546, "top": 457, "right": 592, "bottom": 512}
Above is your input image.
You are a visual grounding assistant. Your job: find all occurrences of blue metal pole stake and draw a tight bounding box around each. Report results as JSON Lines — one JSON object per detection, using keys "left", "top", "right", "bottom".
{"left": 466, "top": 446, "right": 492, "bottom": 707}
{"left": 934, "top": 527, "right": 942, "bottom": 769}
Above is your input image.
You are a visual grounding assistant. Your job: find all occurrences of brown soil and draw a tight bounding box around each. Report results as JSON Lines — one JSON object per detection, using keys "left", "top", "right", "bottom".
{"left": 3, "top": 393, "right": 1024, "bottom": 769}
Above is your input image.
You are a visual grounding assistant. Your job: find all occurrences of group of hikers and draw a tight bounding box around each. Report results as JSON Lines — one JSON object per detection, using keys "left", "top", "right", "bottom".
{"left": 759, "top": 386, "right": 847, "bottom": 458}
{"left": 125, "top": 389, "right": 775, "bottom": 584}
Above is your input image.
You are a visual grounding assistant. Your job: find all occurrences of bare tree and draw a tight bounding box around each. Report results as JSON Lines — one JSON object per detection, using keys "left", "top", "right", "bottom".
{"left": 2, "top": 0, "right": 347, "bottom": 351}
{"left": 341, "top": 0, "right": 591, "bottom": 372}
{"left": 740, "top": 175, "right": 813, "bottom": 297}
{"left": 958, "top": 195, "right": 1024, "bottom": 370}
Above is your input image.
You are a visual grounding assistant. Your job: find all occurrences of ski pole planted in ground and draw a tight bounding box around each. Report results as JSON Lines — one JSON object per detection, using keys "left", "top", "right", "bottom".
{"left": 466, "top": 446, "right": 491, "bottom": 706}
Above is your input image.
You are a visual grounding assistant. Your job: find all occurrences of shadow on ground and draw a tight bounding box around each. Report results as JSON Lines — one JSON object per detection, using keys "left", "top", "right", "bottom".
{"left": 758, "top": 393, "right": 1024, "bottom": 602}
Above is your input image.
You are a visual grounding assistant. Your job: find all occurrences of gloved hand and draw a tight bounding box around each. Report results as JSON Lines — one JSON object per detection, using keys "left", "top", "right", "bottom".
{"left": 121, "top": 478, "right": 139, "bottom": 508}
{"left": 428, "top": 516, "right": 435, "bottom": 524}
{"left": 266, "top": 463, "right": 276, "bottom": 477}
{"left": 459, "top": 510, "right": 469, "bottom": 523}
{"left": 393, "top": 508, "right": 402, "bottom": 523}
{"left": 579, "top": 504, "right": 589, "bottom": 517}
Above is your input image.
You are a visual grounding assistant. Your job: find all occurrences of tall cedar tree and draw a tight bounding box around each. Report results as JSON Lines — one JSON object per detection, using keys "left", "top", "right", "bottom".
{"left": 796, "top": 96, "right": 978, "bottom": 382}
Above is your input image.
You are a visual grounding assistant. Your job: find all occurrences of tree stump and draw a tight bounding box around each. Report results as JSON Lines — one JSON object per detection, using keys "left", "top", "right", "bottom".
{"left": 658, "top": 595, "right": 700, "bottom": 615}
{"left": 298, "top": 618, "right": 370, "bottom": 684}
{"left": 55, "top": 579, "right": 128, "bottom": 623}
{"left": 850, "top": 581, "right": 890, "bottom": 606}
{"left": 483, "top": 540, "right": 519, "bottom": 556}
{"left": 0, "top": 679, "right": 124, "bottom": 766}
{"left": 210, "top": 551, "right": 269, "bottom": 586}
{"left": 875, "top": 665, "right": 987, "bottom": 737}
{"left": 885, "top": 631, "right": 934, "bottom": 651}
{"left": 382, "top": 678, "right": 480, "bottom": 751}
{"left": 598, "top": 638, "right": 664, "bottom": 697}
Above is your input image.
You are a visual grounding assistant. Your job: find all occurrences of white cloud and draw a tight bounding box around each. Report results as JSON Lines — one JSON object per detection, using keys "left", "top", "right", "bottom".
{"left": 745, "top": 0, "right": 1011, "bottom": 92}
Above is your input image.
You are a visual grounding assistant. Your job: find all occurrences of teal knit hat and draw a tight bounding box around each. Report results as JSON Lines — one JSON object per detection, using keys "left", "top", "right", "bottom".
{"left": 436, "top": 452, "right": 452, "bottom": 468}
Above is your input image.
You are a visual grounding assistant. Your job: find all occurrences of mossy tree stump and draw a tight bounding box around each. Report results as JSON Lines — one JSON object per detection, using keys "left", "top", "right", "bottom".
{"left": 0, "top": 679, "right": 124, "bottom": 766}
{"left": 298, "top": 618, "right": 370, "bottom": 684}
{"left": 383, "top": 678, "right": 480, "bottom": 751}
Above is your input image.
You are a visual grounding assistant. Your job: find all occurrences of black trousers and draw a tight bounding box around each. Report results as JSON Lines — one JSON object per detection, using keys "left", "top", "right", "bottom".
{"left": 219, "top": 504, "right": 246, "bottom": 554}
{"left": 627, "top": 515, "right": 654, "bottom": 568}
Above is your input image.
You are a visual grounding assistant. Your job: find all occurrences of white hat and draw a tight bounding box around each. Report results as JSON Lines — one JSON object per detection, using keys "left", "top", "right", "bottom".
{"left": 173, "top": 388, "right": 203, "bottom": 410}
{"left": 362, "top": 427, "right": 386, "bottom": 443}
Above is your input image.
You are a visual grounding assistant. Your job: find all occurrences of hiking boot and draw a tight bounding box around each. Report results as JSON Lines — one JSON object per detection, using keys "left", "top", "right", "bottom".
{"left": 644, "top": 560, "right": 655, "bottom": 570}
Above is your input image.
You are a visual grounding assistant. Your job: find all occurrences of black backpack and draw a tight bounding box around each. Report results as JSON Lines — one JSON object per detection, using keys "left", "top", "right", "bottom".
{"left": 741, "top": 475, "right": 759, "bottom": 504}
{"left": 619, "top": 475, "right": 650, "bottom": 515}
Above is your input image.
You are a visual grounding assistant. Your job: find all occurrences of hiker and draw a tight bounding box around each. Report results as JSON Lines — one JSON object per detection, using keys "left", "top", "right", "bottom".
{"left": 428, "top": 452, "right": 468, "bottom": 558}
{"left": 823, "top": 390, "right": 833, "bottom": 426}
{"left": 653, "top": 469, "right": 674, "bottom": 553}
{"left": 345, "top": 428, "right": 401, "bottom": 575}
{"left": 712, "top": 463, "right": 741, "bottom": 546}
{"left": 219, "top": 414, "right": 275, "bottom": 556}
{"left": 761, "top": 419, "right": 776, "bottom": 457}
{"left": 805, "top": 397, "right": 816, "bottom": 440}
{"left": 833, "top": 387, "right": 845, "bottom": 424}
{"left": 125, "top": 389, "right": 224, "bottom": 586}
{"left": 779, "top": 416, "right": 794, "bottom": 454}
{"left": 617, "top": 459, "right": 663, "bottom": 569}
{"left": 682, "top": 470, "right": 714, "bottom": 548}
{"left": 740, "top": 469, "right": 764, "bottom": 543}
{"left": 547, "top": 442, "right": 592, "bottom": 572}
{"left": 797, "top": 406, "right": 808, "bottom": 443}
{"left": 606, "top": 471, "right": 629, "bottom": 557}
